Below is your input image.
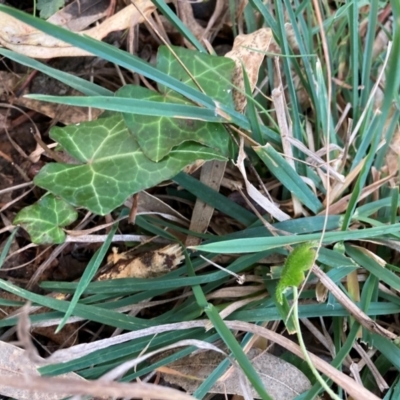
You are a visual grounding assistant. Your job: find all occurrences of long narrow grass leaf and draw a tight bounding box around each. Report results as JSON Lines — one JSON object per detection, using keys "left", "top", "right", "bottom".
{"left": 255, "top": 144, "right": 322, "bottom": 213}
{"left": 348, "top": 0, "right": 360, "bottom": 121}
{"left": 345, "top": 245, "right": 400, "bottom": 291}
{"left": 247, "top": 0, "right": 277, "bottom": 31}
{"left": 192, "top": 223, "right": 400, "bottom": 253}
{"left": 0, "top": 48, "right": 113, "bottom": 96}
{"left": 185, "top": 251, "right": 272, "bottom": 400}
{"left": 0, "top": 228, "right": 19, "bottom": 269}
{"left": 55, "top": 221, "right": 119, "bottom": 332}
{"left": 0, "top": 279, "right": 153, "bottom": 330}
{"left": 371, "top": 333, "right": 400, "bottom": 371}
{"left": 0, "top": 5, "right": 213, "bottom": 108}
{"left": 173, "top": 172, "right": 256, "bottom": 226}
{"left": 243, "top": 65, "right": 262, "bottom": 143}
{"left": 360, "top": 0, "right": 379, "bottom": 109}
{"left": 303, "top": 322, "right": 360, "bottom": 399}
{"left": 0, "top": 5, "right": 257, "bottom": 129}
{"left": 150, "top": 0, "right": 205, "bottom": 52}
{"left": 43, "top": 250, "right": 273, "bottom": 295}
{"left": 24, "top": 95, "right": 225, "bottom": 121}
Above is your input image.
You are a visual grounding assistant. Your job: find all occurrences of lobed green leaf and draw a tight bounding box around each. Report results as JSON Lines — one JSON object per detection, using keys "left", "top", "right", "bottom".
{"left": 13, "top": 195, "right": 77, "bottom": 244}
{"left": 34, "top": 114, "right": 226, "bottom": 215}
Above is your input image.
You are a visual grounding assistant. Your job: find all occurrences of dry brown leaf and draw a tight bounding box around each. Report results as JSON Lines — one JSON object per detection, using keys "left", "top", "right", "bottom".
{"left": 47, "top": 0, "right": 110, "bottom": 32}
{"left": 225, "top": 27, "right": 276, "bottom": 112}
{"left": 320, "top": 171, "right": 396, "bottom": 215}
{"left": 159, "top": 348, "right": 312, "bottom": 399}
{"left": 182, "top": 159, "right": 206, "bottom": 175}
{"left": 312, "top": 264, "right": 396, "bottom": 341}
{"left": 0, "top": 2, "right": 155, "bottom": 124}
{"left": 102, "top": 244, "right": 184, "bottom": 280}
{"left": 271, "top": 80, "right": 303, "bottom": 216}
{"left": 47, "top": 319, "right": 382, "bottom": 400}
{"left": 0, "top": 340, "right": 83, "bottom": 400}
{"left": 177, "top": 0, "right": 227, "bottom": 45}
{"left": 0, "top": 2, "right": 156, "bottom": 58}
{"left": 315, "top": 281, "right": 328, "bottom": 302}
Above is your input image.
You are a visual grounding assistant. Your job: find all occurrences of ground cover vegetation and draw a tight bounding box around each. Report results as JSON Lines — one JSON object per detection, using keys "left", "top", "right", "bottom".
{"left": 0, "top": 0, "right": 399, "bottom": 399}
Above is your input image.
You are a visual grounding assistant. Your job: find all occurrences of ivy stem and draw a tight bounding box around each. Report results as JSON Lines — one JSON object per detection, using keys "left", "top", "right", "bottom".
{"left": 292, "top": 287, "right": 341, "bottom": 400}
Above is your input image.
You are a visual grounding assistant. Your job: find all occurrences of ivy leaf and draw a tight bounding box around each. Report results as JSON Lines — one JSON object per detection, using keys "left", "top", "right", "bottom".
{"left": 156, "top": 45, "right": 236, "bottom": 106}
{"left": 13, "top": 195, "right": 77, "bottom": 244}
{"left": 37, "top": 0, "right": 65, "bottom": 19}
{"left": 34, "top": 113, "right": 227, "bottom": 215}
{"left": 119, "top": 86, "right": 233, "bottom": 162}
{"left": 276, "top": 242, "right": 318, "bottom": 304}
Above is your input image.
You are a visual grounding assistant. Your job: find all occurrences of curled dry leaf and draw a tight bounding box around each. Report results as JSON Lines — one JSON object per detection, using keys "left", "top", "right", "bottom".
{"left": 224, "top": 27, "right": 276, "bottom": 112}
{"left": 177, "top": 0, "right": 227, "bottom": 45}
{"left": 101, "top": 244, "right": 184, "bottom": 280}
{"left": 0, "top": 1, "right": 155, "bottom": 124}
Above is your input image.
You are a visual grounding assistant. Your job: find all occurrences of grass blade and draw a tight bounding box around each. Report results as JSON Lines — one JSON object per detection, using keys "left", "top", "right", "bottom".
{"left": 0, "top": 5, "right": 213, "bottom": 108}
{"left": 173, "top": 172, "right": 257, "bottom": 226}
{"left": 255, "top": 144, "right": 323, "bottom": 213}
{"left": 0, "top": 48, "right": 113, "bottom": 96}
{"left": 25, "top": 95, "right": 225, "bottom": 121}
{"left": 55, "top": 221, "right": 119, "bottom": 332}
{"left": 150, "top": 0, "right": 205, "bottom": 52}
{"left": 192, "top": 223, "right": 400, "bottom": 253}
{"left": 185, "top": 251, "right": 273, "bottom": 400}
{"left": 0, "top": 228, "right": 19, "bottom": 269}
